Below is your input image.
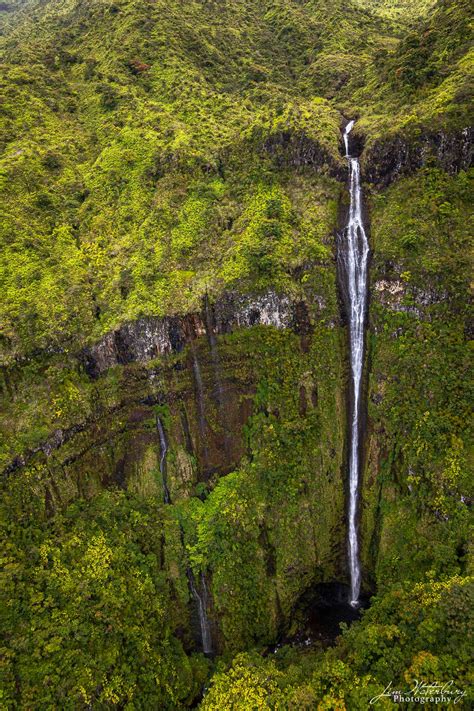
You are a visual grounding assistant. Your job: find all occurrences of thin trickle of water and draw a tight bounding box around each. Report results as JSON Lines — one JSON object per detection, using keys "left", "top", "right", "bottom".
{"left": 342, "top": 120, "right": 369, "bottom": 607}
{"left": 189, "top": 571, "right": 213, "bottom": 656}
{"left": 155, "top": 404, "right": 213, "bottom": 652}
{"left": 192, "top": 354, "right": 205, "bottom": 433}
{"left": 203, "top": 298, "right": 232, "bottom": 457}
{"left": 192, "top": 353, "right": 209, "bottom": 465}
{"left": 203, "top": 300, "right": 224, "bottom": 410}
{"left": 156, "top": 416, "right": 171, "bottom": 504}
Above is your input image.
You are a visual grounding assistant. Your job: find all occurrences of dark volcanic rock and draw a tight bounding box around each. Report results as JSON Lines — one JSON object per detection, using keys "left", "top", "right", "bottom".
{"left": 364, "top": 127, "right": 473, "bottom": 187}
{"left": 82, "top": 291, "right": 304, "bottom": 378}
{"left": 261, "top": 131, "right": 346, "bottom": 179}
{"left": 372, "top": 278, "right": 448, "bottom": 321}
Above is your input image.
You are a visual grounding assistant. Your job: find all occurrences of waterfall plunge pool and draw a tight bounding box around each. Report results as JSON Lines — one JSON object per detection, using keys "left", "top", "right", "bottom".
{"left": 268, "top": 582, "right": 371, "bottom": 653}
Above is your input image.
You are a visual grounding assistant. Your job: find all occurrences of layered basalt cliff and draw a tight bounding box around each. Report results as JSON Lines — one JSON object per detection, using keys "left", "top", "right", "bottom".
{"left": 364, "top": 126, "right": 473, "bottom": 187}
{"left": 261, "top": 131, "right": 346, "bottom": 179}
{"left": 3, "top": 288, "right": 333, "bottom": 506}
{"left": 3, "top": 281, "right": 349, "bottom": 655}
{"left": 82, "top": 290, "right": 310, "bottom": 378}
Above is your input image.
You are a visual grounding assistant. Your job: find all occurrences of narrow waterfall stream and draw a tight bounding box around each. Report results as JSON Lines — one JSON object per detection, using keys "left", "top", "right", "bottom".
{"left": 204, "top": 299, "right": 231, "bottom": 458}
{"left": 156, "top": 416, "right": 171, "bottom": 505}
{"left": 188, "top": 572, "right": 213, "bottom": 656}
{"left": 155, "top": 415, "right": 213, "bottom": 654}
{"left": 342, "top": 120, "right": 370, "bottom": 607}
{"left": 192, "top": 353, "right": 209, "bottom": 466}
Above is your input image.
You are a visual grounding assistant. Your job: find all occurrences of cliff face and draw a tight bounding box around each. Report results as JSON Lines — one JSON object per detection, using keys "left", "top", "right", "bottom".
{"left": 3, "top": 269, "right": 348, "bottom": 651}
{"left": 360, "top": 165, "right": 471, "bottom": 592}
{"left": 363, "top": 127, "right": 473, "bottom": 187}
{"left": 82, "top": 291, "right": 303, "bottom": 377}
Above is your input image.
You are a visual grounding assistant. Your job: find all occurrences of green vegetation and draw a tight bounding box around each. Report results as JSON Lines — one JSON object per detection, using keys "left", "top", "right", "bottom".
{"left": 200, "top": 575, "right": 473, "bottom": 709}
{"left": 1, "top": 0, "right": 472, "bottom": 708}
{"left": 361, "top": 167, "right": 472, "bottom": 592}
{"left": 353, "top": 0, "right": 473, "bottom": 142}
{"left": 1, "top": 491, "right": 208, "bottom": 709}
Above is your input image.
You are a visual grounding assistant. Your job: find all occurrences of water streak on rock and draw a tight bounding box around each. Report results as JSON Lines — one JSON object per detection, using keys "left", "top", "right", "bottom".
{"left": 188, "top": 571, "right": 213, "bottom": 656}
{"left": 156, "top": 416, "right": 171, "bottom": 504}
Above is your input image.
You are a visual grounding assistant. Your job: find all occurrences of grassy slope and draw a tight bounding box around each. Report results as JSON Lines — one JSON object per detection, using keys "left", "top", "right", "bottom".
{"left": 352, "top": 0, "right": 473, "bottom": 141}
{"left": 2, "top": 0, "right": 368, "bottom": 361}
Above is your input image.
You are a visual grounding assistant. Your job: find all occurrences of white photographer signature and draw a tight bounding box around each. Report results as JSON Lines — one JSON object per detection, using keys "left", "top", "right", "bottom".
{"left": 370, "top": 680, "right": 467, "bottom": 705}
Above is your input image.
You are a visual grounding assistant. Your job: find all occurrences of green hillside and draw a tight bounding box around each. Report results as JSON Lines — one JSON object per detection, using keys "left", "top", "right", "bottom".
{"left": 1, "top": 0, "right": 472, "bottom": 708}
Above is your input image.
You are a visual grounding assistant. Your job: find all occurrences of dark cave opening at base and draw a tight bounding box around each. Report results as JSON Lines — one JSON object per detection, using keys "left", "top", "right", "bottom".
{"left": 268, "top": 582, "right": 372, "bottom": 653}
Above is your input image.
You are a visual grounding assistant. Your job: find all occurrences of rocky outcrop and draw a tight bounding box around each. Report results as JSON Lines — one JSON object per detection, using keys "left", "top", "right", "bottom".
{"left": 2, "top": 421, "right": 89, "bottom": 477}
{"left": 4, "top": 291, "right": 319, "bottom": 487}
{"left": 82, "top": 291, "right": 313, "bottom": 378}
{"left": 261, "top": 131, "right": 346, "bottom": 179}
{"left": 364, "top": 127, "right": 473, "bottom": 187}
{"left": 372, "top": 278, "right": 448, "bottom": 321}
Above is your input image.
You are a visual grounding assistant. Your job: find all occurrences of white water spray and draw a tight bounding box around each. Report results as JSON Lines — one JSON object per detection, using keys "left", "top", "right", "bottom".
{"left": 343, "top": 121, "right": 369, "bottom": 607}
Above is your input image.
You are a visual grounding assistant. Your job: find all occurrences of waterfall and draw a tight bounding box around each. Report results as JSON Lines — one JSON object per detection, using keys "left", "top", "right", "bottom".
{"left": 156, "top": 412, "right": 214, "bottom": 653}
{"left": 203, "top": 297, "right": 231, "bottom": 457}
{"left": 342, "top": 120, "right": 370, "bottom": 607}
{"left": 188, "top": 571, "right": 213, "bottom": 656}
{"left": 204, "top": 298, "right": 224, "bottom": 410}
{"left": 192, "top": 353, "right": 209, "bottom": 465}
{"left": 343, "top": 119, "right": 355, "bottom": 158}
{"left": 156, "top": 416, "right": 171, "bottom": 504}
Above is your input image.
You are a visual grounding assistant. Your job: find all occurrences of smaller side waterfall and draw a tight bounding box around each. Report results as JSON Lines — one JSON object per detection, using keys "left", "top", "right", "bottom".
{"left": 192, "top": 353, "right": 209, "bottom": 465}
{"left": 156, "top": 416, "right": 171, "bottom": 504}
{"left": 341, "top": 120, "right": 370, "bottom": 608}
{"left": 188, "top": 571, "right": 213, "bottom": 656}
{"left": 156, "top": 411, "right": 214, "bottom": 654}
{"left": 204, "top": 299, "right": 224, "bottom": 409}
{"left": 204, "top": 298, "right": 231, "bottom": 457}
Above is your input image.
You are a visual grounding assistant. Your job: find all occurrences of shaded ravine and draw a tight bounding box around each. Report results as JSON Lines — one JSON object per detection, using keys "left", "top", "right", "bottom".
{"left": 157, "top": 414, "right": 214, "bottom": 656}
{"left": 341, "top": 120, "right": 370, "bottom": 607}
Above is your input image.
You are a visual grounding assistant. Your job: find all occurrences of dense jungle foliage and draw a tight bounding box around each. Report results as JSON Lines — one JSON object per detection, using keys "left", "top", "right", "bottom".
{"left": 1, "top": 0, "right": 472, "bottom": 708}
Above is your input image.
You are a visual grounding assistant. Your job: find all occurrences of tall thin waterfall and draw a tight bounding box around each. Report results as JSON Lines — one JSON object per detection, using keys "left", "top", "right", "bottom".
{"left": 203, "top": 298, "right": 231, "bottom": 457}
{"left": 156, "top": 416, "right": 171, "bottom": 504}
{"left": 192, "top": 353, "right": 209, "bottom": 465}
{"left": 342, "top": 120, "right": 369, "bottom": 607}
{"left": 156, "top": 413, "right": 214, "bottom": 654}
{"left": 188, "top": 571, "right": 213, "bottom": 656}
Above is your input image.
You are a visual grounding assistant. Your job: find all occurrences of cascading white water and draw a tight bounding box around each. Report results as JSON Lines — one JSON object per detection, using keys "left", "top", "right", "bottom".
{"left": 343, "top": 120, "right": 369, "bottom": 607}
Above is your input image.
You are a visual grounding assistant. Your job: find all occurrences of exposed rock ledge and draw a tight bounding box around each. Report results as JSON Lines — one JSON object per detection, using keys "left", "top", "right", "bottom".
{"left": 82, "top": 291, "right": 314, "bottom": 378}
{"left": 373, "top": 279, "right": 447, "bottom": 318}
{"left": 363, "top": 127, "right": 473, "bottom": 187}
{"left": 260, "top": 131, "right": 346, "bottom": 179}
